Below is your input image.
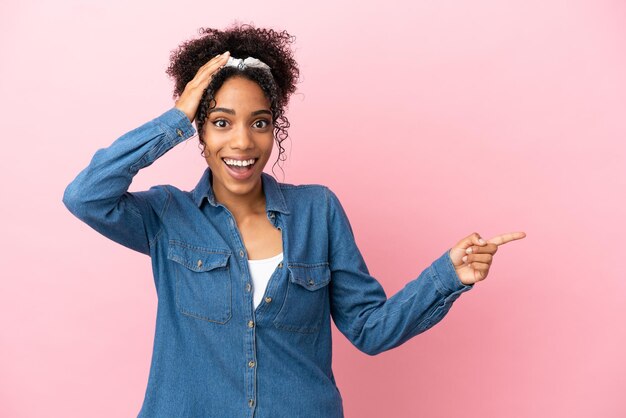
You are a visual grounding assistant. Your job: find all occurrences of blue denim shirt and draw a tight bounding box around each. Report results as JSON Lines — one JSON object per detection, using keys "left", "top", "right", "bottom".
{"left": 62, "top": 107, "right": 473, "bottom": 418}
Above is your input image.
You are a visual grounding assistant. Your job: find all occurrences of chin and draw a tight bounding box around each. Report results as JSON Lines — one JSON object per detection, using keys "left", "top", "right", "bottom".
{"left": 221, "top": 170, "right": 262, "bottom": 191}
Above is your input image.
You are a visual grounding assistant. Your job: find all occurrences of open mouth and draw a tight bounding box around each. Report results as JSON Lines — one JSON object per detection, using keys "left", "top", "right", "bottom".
{"left": 221, "top": 158, "right": 258, "bottom": 179}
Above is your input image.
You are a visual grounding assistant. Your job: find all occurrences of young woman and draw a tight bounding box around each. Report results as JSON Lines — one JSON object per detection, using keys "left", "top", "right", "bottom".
{"left": 63, "top": 23, "right": 525, "bottom": 418}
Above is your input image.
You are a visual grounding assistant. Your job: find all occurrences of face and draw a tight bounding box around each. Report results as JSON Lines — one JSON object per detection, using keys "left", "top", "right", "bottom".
{"left": 201, "top": 76, "right": 274, "bottom": 205}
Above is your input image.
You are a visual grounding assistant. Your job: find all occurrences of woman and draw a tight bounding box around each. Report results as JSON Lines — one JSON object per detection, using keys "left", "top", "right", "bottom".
{"left": 63, "top": 23, "right": 525, "bottom": 418}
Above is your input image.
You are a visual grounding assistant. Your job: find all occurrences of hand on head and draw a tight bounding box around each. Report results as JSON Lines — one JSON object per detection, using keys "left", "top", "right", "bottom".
{"left": 174, "top": 51, "right": 231, "bottom": 123}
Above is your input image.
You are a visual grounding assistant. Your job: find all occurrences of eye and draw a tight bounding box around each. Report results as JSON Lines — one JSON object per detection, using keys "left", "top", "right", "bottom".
{"left": 254, "top": 119, "right": 271, "bottom": 129}
{"left": 212, "top": 119, "right": 228, "bottom": 128}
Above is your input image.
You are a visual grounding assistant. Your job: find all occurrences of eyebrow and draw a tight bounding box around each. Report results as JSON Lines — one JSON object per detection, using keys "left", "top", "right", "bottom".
{"left": 208, "top": 107, "right": 272, "bottom": 117}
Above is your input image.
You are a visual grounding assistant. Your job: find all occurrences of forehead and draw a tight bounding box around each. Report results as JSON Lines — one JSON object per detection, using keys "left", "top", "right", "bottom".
{"left": 213, "top": 76, "right": 270, "bottom": 109}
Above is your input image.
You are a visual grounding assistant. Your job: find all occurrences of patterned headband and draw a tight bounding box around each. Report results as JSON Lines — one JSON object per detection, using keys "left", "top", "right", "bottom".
{"left": 223, "top": 56, "right": 272, "bottom": 74}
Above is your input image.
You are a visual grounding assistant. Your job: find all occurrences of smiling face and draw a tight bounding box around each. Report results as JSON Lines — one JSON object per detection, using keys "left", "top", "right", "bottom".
{"left": 201, "top": 76, "right": 274, "bottom": 208}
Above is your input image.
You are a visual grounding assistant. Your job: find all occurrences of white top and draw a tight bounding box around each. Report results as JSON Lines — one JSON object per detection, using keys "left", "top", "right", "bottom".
{"left": 247, "top": 252, "right": 284, "bottom": 309}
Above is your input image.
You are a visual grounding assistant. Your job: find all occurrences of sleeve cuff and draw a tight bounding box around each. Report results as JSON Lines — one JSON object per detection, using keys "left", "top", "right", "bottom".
{"left": 430, "top": 248, "right": 474, "bottom": 296}
{"left": 153, "top": 107, "right": 196, "bottom": 141}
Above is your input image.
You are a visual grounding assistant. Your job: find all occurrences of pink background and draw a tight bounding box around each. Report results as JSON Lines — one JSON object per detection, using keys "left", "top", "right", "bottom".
{"left": 1, "top": 1, "right": 625, "bottom": 417}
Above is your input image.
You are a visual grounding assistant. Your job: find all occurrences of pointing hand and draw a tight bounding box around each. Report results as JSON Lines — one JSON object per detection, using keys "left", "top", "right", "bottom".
{"left": 448, "top": 231, "right": 526, "bottom": 285}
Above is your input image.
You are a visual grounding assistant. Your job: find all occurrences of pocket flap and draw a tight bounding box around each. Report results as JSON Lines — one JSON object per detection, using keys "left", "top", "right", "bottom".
{"left": 287, "top": 263, "right": 331, "bottom": 291}
{"left": 167, "top": 241, "right": 231, "bottom": 272}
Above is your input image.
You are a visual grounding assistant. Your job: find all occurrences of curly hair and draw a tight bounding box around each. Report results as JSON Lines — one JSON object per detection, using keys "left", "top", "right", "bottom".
{"left": 165, "top": 22, "right": 300, "bottom": 179}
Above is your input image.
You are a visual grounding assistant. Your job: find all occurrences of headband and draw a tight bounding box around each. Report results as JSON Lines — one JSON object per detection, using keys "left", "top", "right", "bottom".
{"left": 223, "top": 56, "right": 272, "bottom": 73}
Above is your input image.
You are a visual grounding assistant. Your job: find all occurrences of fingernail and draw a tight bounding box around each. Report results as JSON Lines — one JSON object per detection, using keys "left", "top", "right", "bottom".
{"left": 479, "top": 238, "right": 486, "bottom": 245}
{"left": 466, "top": 247, "right": 473, "bottom": 254}
{"left": 462, "top": 256, "right": 468, "bottom": 263}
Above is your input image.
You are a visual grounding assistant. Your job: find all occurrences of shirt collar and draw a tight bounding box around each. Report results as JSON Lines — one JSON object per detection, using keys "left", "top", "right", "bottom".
{"left": 191, "top": 166, "right": 290, "bottom": 215}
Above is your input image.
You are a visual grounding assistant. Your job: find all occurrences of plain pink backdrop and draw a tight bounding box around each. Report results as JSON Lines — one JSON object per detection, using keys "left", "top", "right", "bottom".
{"left": 1, "top": 1, "right": 625, "bottom": 417}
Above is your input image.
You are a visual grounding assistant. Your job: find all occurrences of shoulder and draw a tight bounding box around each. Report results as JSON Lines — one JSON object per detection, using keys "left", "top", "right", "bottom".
{"left": 130, "top": 184, "right": 177, "bottom": 213}
{"left": 277, "top": 181, "right": 345, "bottom": 207}
{"left": 277, "top": 181, "right": 349, "bottom": 223}
{"left": 278, "top": 180, "right": 328, "bottom": 199}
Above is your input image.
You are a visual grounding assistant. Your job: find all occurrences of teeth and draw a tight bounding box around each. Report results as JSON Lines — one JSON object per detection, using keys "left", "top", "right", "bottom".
{"left": 223, "top": 158, "right": 256, "bottom": 167}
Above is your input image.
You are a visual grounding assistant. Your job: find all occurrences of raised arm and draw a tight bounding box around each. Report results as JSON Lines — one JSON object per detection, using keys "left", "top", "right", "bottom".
{"left": 62, "top": 52, "right": 231, "bottom": 254}
{"left": 62, "top": 108, "right": 196, "bottom": 254}
{"left": 326, "top": 187, "right": 474, "bottom": 356}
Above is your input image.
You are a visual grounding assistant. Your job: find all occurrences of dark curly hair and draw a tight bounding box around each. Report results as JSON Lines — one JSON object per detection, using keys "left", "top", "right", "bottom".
{"left": 165, "top": 22, "right": 300, "bottom": 178}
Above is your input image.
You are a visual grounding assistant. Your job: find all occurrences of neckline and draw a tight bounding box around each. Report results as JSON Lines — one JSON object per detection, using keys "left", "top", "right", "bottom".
{"left": 247, "top": 252, "right": 284, "bottom": 263}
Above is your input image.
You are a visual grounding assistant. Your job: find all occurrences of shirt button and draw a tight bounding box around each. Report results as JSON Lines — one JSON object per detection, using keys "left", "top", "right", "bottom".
{"left": 176, "top": 128, "right": 183, "bottom": 137}
{"left": 248, "top": 320, "right": 254, "bottom": 328}
{"left": 248, "top": 360, "right": 255, "bottom": 368}
{"left": 240, "top": 250, "right": 244, "bottom": 257}
{"left": 264, "top": 296, "right": 272, "bottom": 303}
{"left": 278, "top": 262, "right": 283, "bottom": 268}
{"left": 248, "top": 399, "right": 255, "bottom": 407}
{"left": 245, "top": 283, "right": 251, "bottom": 292}
{"left": 269, "top": 213, "right": 275, "bottom": 219}
{"left": 197, "top": 259, "right": 203, "bottom": 268}
{"left": 308, "top": 279, "right": 315, "bottom": 286}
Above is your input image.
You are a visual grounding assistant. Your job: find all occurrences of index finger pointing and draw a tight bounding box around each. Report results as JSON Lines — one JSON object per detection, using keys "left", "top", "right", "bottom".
{"left": 487, "top": 231, "right": 527, "bottom": 246}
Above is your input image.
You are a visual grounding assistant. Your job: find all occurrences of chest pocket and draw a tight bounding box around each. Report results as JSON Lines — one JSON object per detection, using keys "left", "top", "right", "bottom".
{"left": 167, "top": 241, "right": 232, "bottom": 324}
{"left": 273, "top": 262, "right": 331, "bottom": 334}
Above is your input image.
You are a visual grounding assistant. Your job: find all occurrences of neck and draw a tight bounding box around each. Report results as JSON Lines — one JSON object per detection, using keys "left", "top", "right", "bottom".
{"left": 212, "top": 176, "right": 266, "bottom": 220}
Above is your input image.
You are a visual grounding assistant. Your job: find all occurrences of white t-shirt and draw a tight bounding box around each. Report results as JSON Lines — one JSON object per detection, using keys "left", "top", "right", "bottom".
{"left": 247, "top": 252, "right": 284, "bottom": 309}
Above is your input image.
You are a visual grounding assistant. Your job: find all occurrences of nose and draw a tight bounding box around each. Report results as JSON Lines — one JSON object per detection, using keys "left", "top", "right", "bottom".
{"left": 229, "top": 124, "right": 254, "bottom": 150}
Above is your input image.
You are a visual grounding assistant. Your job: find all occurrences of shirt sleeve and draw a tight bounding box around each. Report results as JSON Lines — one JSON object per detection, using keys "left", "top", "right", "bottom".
{"left": 62, "top": 107, "right": 196, "bottom": 255}
{"left": 326, "top": 187, "right": 474, "bottom": 356}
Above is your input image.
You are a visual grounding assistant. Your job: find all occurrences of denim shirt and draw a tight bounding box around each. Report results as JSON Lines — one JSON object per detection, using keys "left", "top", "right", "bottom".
{"left": 62, "top": 107, "right": 473, "bottom": 418}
